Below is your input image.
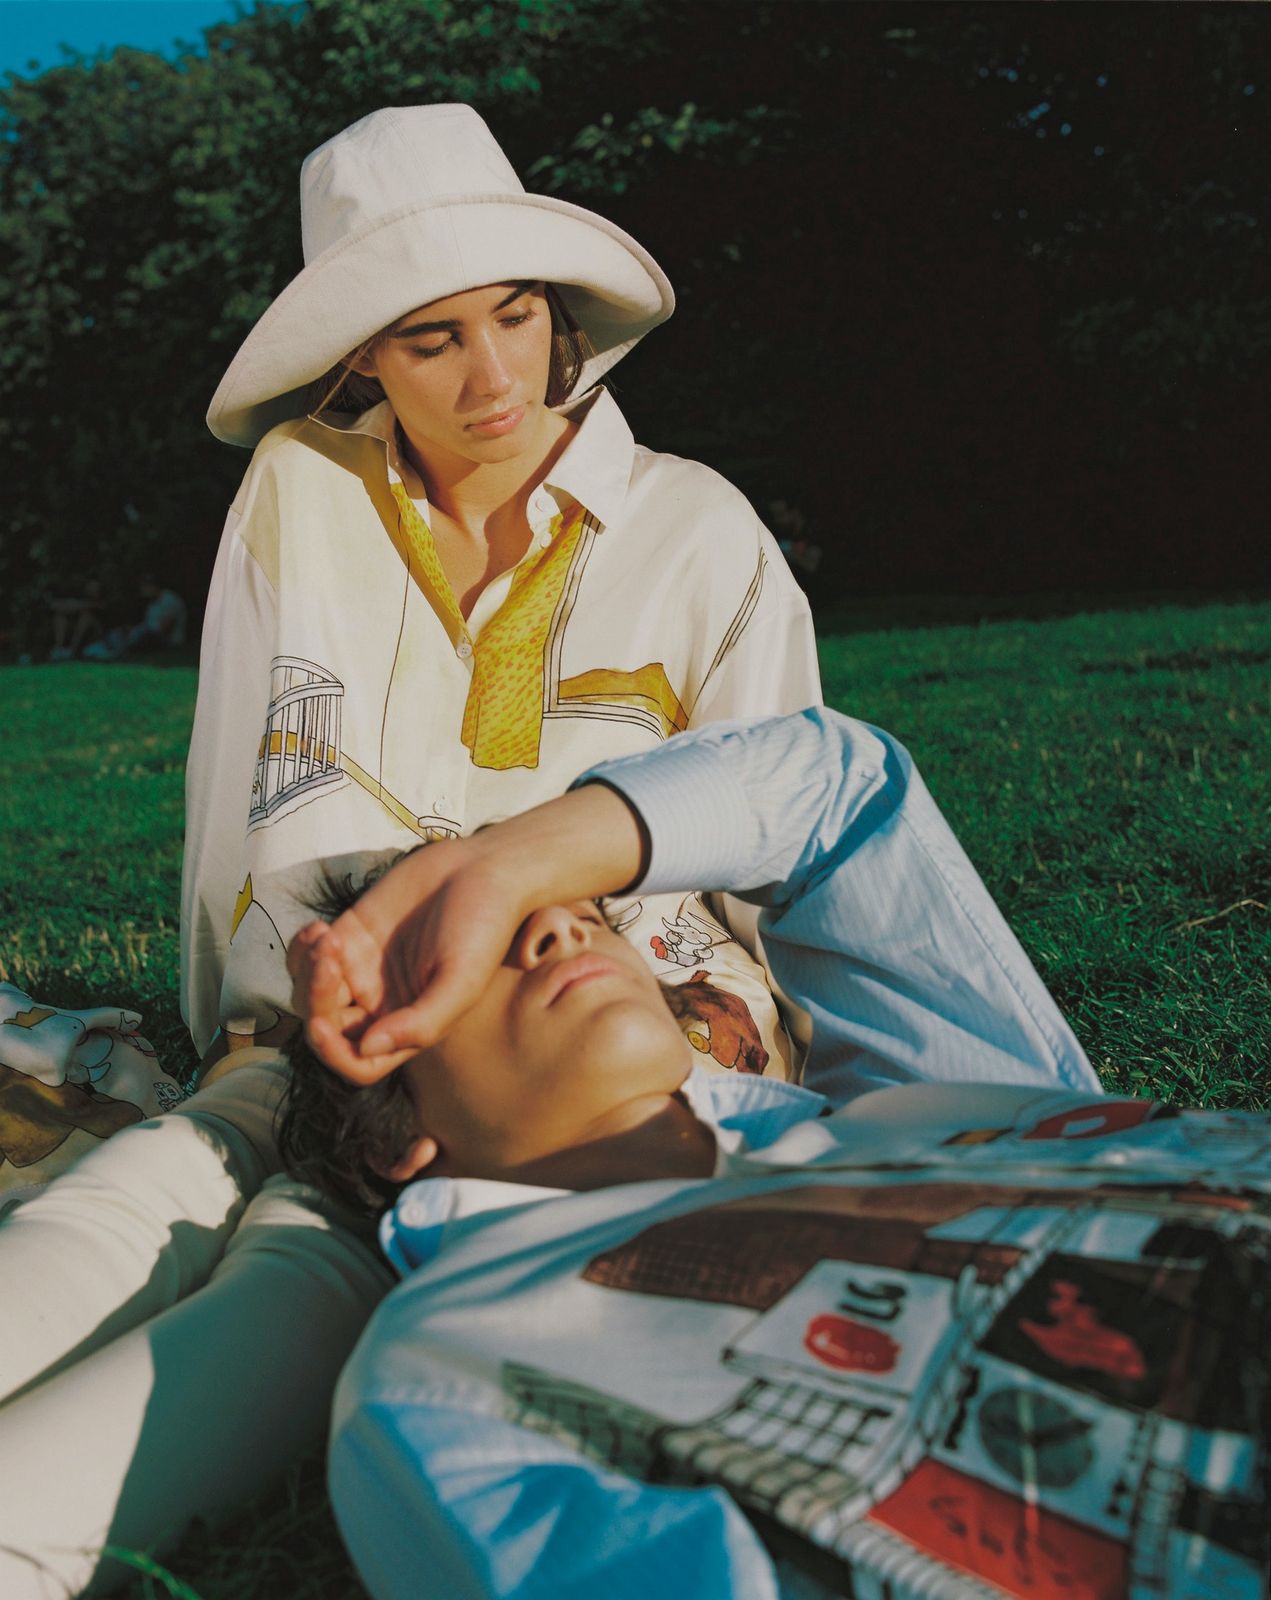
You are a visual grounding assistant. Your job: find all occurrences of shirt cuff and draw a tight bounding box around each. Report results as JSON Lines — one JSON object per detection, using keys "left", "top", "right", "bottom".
{"left": 572, "top": 733, "right": 756, "bottom": 896}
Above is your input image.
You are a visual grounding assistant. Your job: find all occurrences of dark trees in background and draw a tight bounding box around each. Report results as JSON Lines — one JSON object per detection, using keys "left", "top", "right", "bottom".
{"left": 1, "top": 0, "right": 1268, "bottom": 625}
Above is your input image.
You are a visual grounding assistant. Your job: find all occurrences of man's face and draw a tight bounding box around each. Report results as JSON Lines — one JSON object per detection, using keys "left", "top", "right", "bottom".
{"left": 399, "top": 900, "right": 694, "bottom": 1180}
{"left": 354, "top": 281, "right": 557, "bottom": 475}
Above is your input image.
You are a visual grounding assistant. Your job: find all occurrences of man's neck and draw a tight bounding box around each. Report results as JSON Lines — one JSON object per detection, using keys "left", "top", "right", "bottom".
{"left": 483, "top": 1095, "right": 718, "bottom": 1191}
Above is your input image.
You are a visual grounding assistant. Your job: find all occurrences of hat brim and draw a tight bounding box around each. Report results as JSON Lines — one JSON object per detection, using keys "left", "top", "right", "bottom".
{"left": 207, "top": 193, "right": 674, "bottom": 447}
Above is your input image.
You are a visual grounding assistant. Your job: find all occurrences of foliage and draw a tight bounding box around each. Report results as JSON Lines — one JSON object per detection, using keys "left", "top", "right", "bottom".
{"left": 884, "top": 6, "right": 1271, "bottom": 408}
{"left": 527, "top": 101, "right": 790, "bottom": 195}
{"left": 1, "top": 1, "right": 1269, "bottom": 619}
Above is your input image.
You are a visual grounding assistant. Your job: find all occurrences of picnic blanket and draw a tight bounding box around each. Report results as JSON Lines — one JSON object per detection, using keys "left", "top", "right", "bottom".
{"left": 0, "top": 982, "right": 184, "bottom": 1209}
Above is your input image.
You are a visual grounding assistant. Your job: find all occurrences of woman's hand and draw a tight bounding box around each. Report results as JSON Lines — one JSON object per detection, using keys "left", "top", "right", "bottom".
{"left": 287, "top": 782, "right": 647, "bottom": 1083}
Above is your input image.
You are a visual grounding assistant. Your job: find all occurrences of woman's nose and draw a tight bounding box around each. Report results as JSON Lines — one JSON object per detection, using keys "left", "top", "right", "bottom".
{"left": 516, "top": 905, "right": 593, "bottom": 969}
{"left": 466, "top": 334, "right": 512, "bottom": 400}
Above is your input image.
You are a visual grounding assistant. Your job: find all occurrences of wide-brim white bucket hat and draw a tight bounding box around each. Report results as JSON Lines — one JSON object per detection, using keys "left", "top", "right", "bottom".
{"left": 207, "top": 103, "right": 675, "bottom": 447}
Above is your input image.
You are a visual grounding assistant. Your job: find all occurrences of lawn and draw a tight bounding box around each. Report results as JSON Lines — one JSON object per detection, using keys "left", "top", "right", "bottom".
{"left": 1, "top": 596, "right": 1268, "bottom": 1598}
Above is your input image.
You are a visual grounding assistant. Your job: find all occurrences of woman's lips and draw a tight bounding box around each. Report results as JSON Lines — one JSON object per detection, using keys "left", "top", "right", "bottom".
{"left": 466, "top": 406, "right": 524, "bottom": 437}
{"left": 539, "top": 954, "right": 621, "bottom": 1007}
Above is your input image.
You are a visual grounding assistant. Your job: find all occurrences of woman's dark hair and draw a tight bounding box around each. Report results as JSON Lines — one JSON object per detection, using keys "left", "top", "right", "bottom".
{"left": 304, "top": 282, "right": 593, "bottom": 423}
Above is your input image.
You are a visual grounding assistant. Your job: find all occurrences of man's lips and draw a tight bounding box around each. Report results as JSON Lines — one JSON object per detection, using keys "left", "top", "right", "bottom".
{"left": 537, "top": 954, "right": 622, "bottom": 1007}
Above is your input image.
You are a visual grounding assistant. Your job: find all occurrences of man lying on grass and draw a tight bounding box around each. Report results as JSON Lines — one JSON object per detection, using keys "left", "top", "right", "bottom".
{"left": 284, "top": 710, "right": 1267, "bottom": 1600}
{"left": 283, "top": 706, "right": 1099, "bottom": 1197}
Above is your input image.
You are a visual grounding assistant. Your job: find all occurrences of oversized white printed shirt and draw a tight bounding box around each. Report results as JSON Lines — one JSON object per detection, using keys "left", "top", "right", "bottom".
{"left": 180, "top": 388, "right": 820, "bottom": 1061}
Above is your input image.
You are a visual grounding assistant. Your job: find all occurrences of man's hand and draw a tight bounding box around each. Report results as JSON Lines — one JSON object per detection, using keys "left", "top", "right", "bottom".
{"left": 287, "top": 782, "right": 647, "bottom": 1083}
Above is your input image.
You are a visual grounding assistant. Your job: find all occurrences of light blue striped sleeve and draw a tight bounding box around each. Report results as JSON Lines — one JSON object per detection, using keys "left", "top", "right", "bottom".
{"left": 575, "top": 708, "right": 1100, "bottom": 1103}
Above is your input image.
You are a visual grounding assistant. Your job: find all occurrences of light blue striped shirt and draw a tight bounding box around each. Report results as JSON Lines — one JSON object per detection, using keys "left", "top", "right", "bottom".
{"left": 580, "top": 706, "right": 1098, "bottom": 1105}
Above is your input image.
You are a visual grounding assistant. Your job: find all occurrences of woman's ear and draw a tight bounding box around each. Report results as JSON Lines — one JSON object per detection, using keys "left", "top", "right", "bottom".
{"left": 372, "top": 1134, "right": 441, "bottom": 1184}
{"left": 343, "top": 349, "right": 378, "bottom": 380}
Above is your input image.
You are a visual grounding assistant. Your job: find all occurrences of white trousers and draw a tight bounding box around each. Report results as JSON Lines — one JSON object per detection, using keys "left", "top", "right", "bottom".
{"left": 0, "top": 1052, "right": 393, "bottom": 1599}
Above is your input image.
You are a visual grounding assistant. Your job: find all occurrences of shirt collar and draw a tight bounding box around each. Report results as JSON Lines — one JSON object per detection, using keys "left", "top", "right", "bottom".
{"left": 380, "top": 1066, "right": 829, "bottom": 1273}
{"left": 678, "top": 1065, "right": 829, "bottom": 1174}
{"left": 312, "top": 388, "right": 634, "bottom": 530}
{"left": 538, "top": 387, "right": 634, "bottom": 530}
{"left": 332, "top": 399, "right": 411, "bottom": 481}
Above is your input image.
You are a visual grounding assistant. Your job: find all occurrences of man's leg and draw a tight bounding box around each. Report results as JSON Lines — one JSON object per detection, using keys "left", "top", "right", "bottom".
{"left": 0, "top": 1051, "right": 285, "bottom": 1404}
{"left": 0, "top": 1175, "right": 393, "bottom": 1599}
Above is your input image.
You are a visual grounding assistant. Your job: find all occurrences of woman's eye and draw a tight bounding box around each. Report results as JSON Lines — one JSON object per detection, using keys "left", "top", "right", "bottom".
{"left": 411, "top": 341, "right": 451, "bottom": 360}
{"left": 502, "top": 311, "right": 533, "bottom": 329}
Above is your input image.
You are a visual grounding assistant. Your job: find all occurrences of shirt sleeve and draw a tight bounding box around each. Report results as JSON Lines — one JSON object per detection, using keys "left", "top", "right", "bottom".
{"left": 179, "top": 509, "right": 276, "bottom": 1058}
{"left": 576, "top": 708, "right": 1100, "bottom": 1102}
{"left": 688, "top": 526, "right": 821, "bottom": 727}
{"left": 328, "top": 1395, "right": 785, "bottom": 1600}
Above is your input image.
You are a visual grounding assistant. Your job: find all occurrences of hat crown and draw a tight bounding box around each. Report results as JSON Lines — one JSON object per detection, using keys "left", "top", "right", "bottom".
{"left": 300, "top": 104, "right": 524, "bottom": 263}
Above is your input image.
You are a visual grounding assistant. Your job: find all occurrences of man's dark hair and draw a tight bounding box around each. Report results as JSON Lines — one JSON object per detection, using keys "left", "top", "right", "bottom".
{"left": 275, "top": 856, "right": 690, "bottom": 1216}
{"left": 275, "top": 861, "right": 421, "bottom": 1215}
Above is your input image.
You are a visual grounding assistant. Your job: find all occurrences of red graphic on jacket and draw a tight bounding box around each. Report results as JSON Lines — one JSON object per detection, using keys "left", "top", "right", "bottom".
{"left": 804, "top": 1313, "right": 899, "bottom": 1373}
{"left": 871, "top": 1459, "right": 1127, "bottom": 1600}
{"left": 1021, "top": 1099, "right": 1159, "bottom": 1142}
{"left": 1019, "top": 1280, "right": 1147, "bottom": 1381}
{"left": 664, "top": 971, "right": 769, "bottom": 1074}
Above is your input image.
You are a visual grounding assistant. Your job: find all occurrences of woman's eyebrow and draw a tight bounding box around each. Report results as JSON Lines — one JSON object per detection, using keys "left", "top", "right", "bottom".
{"left": 390, "top": 316, "right": 459, "bottom": 338}
{"left": 390, "top": 283, "right": 535, "bottom": 340}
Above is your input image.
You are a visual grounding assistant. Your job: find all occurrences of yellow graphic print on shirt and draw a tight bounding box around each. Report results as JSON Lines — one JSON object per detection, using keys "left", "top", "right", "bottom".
{"left": 555, "top": 663, "right": 688, "bottom": 740}
{"left": 390, "top": 484, "right": 689, "bottom": 771}
{"left": 461, "top": 503, "right": 590, "bottom": 769}
{"left": 389, "top": 483, "right": 467, "bottom": 643}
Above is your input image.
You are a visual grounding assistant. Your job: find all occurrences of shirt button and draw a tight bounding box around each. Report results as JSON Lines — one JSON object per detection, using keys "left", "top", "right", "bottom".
{"left": 398, "top": 1200, "right": 430, "bottom": 1228}
{"left": 456, "top": 639, "right": 472, "bottom": 660}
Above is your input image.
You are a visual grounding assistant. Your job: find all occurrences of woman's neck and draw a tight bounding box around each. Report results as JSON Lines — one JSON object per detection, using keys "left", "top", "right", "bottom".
{"left": 399, "top": 408, "right": 575, "bottom": 538}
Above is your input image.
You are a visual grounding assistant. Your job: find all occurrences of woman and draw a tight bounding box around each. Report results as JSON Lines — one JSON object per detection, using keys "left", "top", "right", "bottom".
{"left": 0, "top": 103, "right": 818, "bottom": 1597}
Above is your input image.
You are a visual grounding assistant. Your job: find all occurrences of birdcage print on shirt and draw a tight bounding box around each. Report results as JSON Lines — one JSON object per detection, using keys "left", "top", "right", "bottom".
{"left": 249, "top": 656, "right": 346, "bottom": 828}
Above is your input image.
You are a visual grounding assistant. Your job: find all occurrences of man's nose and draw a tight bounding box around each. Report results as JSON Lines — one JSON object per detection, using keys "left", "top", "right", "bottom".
{"left": 516, "top": 905, "right": 593, "bottom": 968}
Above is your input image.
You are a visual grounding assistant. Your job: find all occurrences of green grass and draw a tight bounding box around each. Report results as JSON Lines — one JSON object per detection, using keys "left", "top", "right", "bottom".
{"left": 0, "top": 661, "right": 196, "bottom": 1077}
{"left": 2, "top": 597, "right": 1268, "bottom": 1598}
{"left": 815, "top": 600, "right": 1270, "bottom": 1109}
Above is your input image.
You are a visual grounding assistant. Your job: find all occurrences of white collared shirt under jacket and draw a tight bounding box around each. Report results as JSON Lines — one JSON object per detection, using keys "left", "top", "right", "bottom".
{"left": 180, "top": 389, "right": 820, "bottom": 1058}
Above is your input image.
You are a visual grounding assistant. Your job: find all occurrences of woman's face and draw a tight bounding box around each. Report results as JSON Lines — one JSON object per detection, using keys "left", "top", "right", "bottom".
{"left": 351, "top": 281, "right": 557, "bottom": 474}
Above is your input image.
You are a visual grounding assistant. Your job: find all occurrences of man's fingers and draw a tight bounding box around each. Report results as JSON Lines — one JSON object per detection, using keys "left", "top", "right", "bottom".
{"left": 308, "top": 948, "right": 356, "bottom": 1012}
{"left": 291, "top": 912, "right": 390, "bottom": 1021}
{"left": 360, "top": 964, "right": 480, "bottom": 1056}
{"left": 285, "top": 920, "right": 328, "bottom": 977}
{"left": 306, "top": 1015, "right": 417, "bottom": 1084}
